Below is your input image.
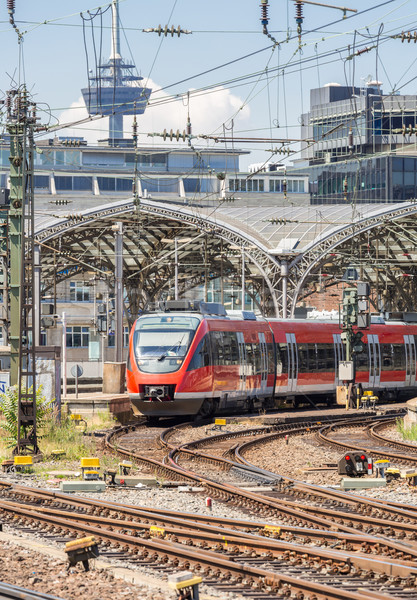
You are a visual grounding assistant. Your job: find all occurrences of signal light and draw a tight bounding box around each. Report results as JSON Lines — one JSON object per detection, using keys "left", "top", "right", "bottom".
{"left": 345, "top": 455, "right": 350, "bottom": 461}
{"left": 360, "top": 455, "right": 365, "bottom": 460}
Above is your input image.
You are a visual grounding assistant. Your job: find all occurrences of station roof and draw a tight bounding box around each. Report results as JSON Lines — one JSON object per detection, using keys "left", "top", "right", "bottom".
{"left": 34, "top": 195, "right": 417, "bottom": 316}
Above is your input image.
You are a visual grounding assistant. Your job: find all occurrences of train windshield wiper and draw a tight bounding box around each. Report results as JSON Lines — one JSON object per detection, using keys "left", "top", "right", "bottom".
{"left": 157, "top": 334, "right": 186, "bottom": 361}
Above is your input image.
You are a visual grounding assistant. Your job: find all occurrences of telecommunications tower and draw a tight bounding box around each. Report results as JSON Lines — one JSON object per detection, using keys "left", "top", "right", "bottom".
{"left": 81, "top": 0, "right": 151, "bottom": 144}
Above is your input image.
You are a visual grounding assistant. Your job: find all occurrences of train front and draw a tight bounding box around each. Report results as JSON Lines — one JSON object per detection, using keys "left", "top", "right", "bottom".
{"left": 127, "top": 310, "right": 206, "bottom": 417}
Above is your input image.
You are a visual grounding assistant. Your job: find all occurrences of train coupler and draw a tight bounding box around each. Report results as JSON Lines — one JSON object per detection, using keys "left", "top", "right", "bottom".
{"left": 64, "top": 536, "right": 99, "bottom": 572}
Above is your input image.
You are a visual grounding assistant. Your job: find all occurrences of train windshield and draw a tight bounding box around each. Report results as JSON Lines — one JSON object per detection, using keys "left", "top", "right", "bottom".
{"left": 133, "top": 315, "right": 201, "bottom": 373}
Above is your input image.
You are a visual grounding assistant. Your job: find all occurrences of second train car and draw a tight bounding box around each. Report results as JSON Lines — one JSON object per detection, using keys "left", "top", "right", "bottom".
{"left": 126, "top": 300, "right": 417, "bottom": 419}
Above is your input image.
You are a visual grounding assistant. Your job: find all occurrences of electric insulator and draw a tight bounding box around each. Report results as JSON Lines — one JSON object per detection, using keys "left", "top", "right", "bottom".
{"left": 295, "top": 0, "right": 303, "bottom": 21}
{"left": 186, "top": 117, "right": 192, "bottom": 136}
{"left": 260, "top": 1, "right": 269, "bottom": 24}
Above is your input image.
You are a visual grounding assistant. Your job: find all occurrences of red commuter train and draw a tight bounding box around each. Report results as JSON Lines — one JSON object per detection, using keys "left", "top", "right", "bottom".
{"left": 126, "top": 300, "right": 417, "bottom": 420}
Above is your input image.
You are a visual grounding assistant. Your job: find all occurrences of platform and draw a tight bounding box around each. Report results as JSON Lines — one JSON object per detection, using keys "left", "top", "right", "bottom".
{"left": 61, "top": 392, "right": 131, "bottom": 423}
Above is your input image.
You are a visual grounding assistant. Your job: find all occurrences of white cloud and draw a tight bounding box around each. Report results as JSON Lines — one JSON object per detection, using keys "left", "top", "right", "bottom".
{"left": 54, "top": 79, "right": 250, "bottom": 144}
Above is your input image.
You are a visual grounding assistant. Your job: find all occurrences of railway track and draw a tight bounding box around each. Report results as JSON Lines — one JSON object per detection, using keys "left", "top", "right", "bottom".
{"left": 4, "top": 409, "right": 417, "bottom": 599}
{"left": 317, "top": 419, "right": 417, "bottom": 466}
{"left": 1, "top": 482, "right": 417, "bottom": 599}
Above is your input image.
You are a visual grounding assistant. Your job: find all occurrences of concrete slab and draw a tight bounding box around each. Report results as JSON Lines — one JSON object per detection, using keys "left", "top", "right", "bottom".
{"left": 60, "top": 480, "right": 106, "bottom": 492}
{"left": 340, "top": 478, "right": 386, "bottom": 490}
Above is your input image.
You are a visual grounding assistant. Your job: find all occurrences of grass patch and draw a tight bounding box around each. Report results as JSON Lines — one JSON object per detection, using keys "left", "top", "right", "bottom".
{"left": 396, "top": 418, "right": 417, "bottom": 441}
{"left": 0, "top": 411, "right": 119, "bottom": 472}
{"left": 40, "top": 417, "right": 98, "bottom": 460}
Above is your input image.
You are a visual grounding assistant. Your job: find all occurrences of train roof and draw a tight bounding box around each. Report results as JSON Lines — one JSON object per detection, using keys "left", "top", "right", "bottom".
{"left": 143, "top": 300, "right": 260, "bottom": 321}
{"left": 142, "top": 301, "right": 417, "bottom": 325}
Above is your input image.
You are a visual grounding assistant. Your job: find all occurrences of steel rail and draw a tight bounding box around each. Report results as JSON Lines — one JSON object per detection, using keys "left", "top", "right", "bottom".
{"left": 2, "top": 481, "right": 415, "bottom": 561}
{"left": 317, "top": 422, "right": 417, "bottom": 465}
{"left": 5, "top": 497, "right": 415, "bottom": 578}
{"left": 233, "top": 421, "right": 417, "bottom": 527}
{"left": 105, "top": 416, "right": 417, "bottom": 538}
{"left": 0, "top": 582, "right": 64, "bottom": 600}
{"left": 0, "top": 498, "right": 404, "bottom": 600}
{"left": 161, "top": 416, "right": 417, "bottom": 535}
{"left": 369, "top": 420, "right": 417, "bottom": 454}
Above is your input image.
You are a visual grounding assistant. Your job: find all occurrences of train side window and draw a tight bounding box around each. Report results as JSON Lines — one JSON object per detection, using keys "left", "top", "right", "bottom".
{"left": 298, "top": 343, "right": 309, "bottom": 372}
{"left": 356, "top": 348, "right": 369, "bottom": 372}
{"left": 187, "top": 335, "right": 211, "bottom": 370}
{"left": 223, "top": 331, "right": 239, "bottom": 365}
{"left": 245, "top": 343, "right": 255, "bottom": 374}
{"left": 210, "top": 331, "right": 224, "bottom": 365}
{"left": 325, "top": 343, "right": 334, "bottom": 370}
{"left": 381, "top": 343, "right": 394, "bottom": 370}
{"left": 253, "top": 342, "right": 262, "bottom": 374}
{"left": 267, "top": 342, "right": 275, "bottom": 373}
{"left": 393, "top": 344, "right": 406, "bottom": 370}
{"left": 315, "top": 343, "right": 333, "bottom": 372}
{"left": 277, "top": 343, "right": 288, "bottom": 374}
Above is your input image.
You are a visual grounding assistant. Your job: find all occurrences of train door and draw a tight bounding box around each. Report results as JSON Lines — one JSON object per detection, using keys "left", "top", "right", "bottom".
{"left": 333, "top": 333, "right": 345, "bottom": 385}
{"left": 258, "top": 332, "right": 268, "bottom": 393}
{"left": 237, "top": 332, "right": 246, "bottom": 395}
{"left": 285, "top": 333, "right": 298, "bottom": 392}
{"left": 368, "top": 334, "right": 381, "bottom": 388}
{"left": 403, "top": 334, "right": 416, "bottom": 387}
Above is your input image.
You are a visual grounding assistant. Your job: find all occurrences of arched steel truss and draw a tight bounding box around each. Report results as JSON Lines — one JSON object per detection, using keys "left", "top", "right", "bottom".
{"left": 35, "top": 198, "right": 283, "bottom": 316}
{"left": 35, "top": 198, "right": 417, "bottom": 317}
{"left": 288, "top": 202, "right": 417, "bottom": 315}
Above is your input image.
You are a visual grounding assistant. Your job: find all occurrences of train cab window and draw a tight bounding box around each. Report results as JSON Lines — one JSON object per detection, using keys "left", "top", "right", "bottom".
{"left": 133, "top": 314, "right": 201, "bottom": 373}
{"left": 187, "top": 335, "right": 211, "bottom": 371}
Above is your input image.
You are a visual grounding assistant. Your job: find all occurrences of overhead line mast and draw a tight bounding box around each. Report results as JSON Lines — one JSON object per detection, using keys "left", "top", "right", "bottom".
{"left": 7, "top": 87, "right": 40, "bottom": 455}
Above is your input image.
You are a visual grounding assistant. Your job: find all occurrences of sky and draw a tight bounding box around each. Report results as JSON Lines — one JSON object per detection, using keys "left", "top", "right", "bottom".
{"left": 1, "top": 0, "right": 417, "bottom": 168}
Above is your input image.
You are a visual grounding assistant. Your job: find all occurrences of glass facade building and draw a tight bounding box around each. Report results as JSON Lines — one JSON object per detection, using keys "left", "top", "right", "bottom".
{"left": 293, "top": 83, "right": 417, "bottom": 204}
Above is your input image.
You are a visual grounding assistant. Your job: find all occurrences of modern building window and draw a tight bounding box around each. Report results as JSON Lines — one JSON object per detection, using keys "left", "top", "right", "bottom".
{"left": 270, "top": 179, "right": 281, "bottom": 192}
{"left": 66, "top": 326, "right": 89, "bottom": 348}
{"left": 34, "top": 175, "right": 50, "bottom": 190}
{"left": 73, "top": 176, "right": 92, "bottom": 191}
{"left": 97, "top": 177, "right": 116, "bottom": 191}
{"left": 55, "top": 176, "right": 72, "bottom": 190}
{"left": 116, "top": 178, "right": 132, "bottom": 192}
{"left": 70, "top": 282, "right": 90, "bottom": 302}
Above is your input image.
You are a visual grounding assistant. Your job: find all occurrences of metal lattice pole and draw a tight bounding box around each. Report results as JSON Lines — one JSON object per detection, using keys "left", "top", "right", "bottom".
{"left": 7, "top": 87, "right": 39, "bottom": 455}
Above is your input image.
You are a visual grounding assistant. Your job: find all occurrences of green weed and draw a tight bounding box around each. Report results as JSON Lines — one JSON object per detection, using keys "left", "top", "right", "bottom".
{"left": 396, "top": 418, "right": 417, "bottom": 441}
